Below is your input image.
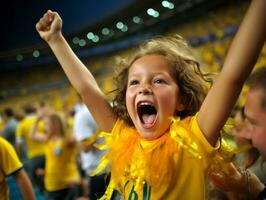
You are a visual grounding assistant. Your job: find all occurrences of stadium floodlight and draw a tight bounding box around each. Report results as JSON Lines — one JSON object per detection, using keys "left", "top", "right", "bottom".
{"left": 72, "top": 37, "right": 79, "bottom": 44}
{"left": 168, "top": 2, "right": 174, "bottom": 9}
{"left": 101, "top": 28, "right": 110, "bottom": 35}
{"left": 121, "top": 25, "right": 128, "bottom": 32}
{"left": 16, "top": 54, "right": 23, "bottom": 61}
{"left": 116, "top": 21, "right": 124, "bottom": 30}
{"left": 162, "top": 1, "right": 170, "bottom": 8}
{"left": 147, "top": 8, "right": 160, "bottom": 18}
{"left": 79, "top": 39, "right": 86, "bottom": 47}
{"left": 92, "top": 35, "right": 100, "bottom": 43}
{"left": 87, "top": 32, "right": 95, "bottom": 40}
{"left": 162, "top": 1, "right": 175, "bottom": 9}
{"left": 33, "top": 50, "right": 40, "bottom": 58}
{"left": 133, "top": 16, "right": 143, "bottom": 24}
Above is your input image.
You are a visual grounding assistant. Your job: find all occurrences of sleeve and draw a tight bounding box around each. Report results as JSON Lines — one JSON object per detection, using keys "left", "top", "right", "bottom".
{"left": 190, "top": 115, "right": 220, "bottom": 166}
{"left": 191, "top": 115, "right": 220, "bottom": 153}
{"left": 0, "top": 138, "right": 23, "bottom": 176}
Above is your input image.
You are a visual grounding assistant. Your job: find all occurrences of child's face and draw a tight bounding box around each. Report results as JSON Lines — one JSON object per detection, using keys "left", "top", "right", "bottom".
{"left": 126, "top": 54, "right": 184, "bottom": 140}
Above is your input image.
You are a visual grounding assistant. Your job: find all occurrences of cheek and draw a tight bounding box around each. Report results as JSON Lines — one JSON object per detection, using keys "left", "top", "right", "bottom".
{"left": 253, "top": 139, "right": 266, "bottom": 155}
{"left": 251, "top": 129, "right": 266, "bottom": 150}
{"left": 125, "top": 90, "right": 134, "bottom": 115}
{"left": 158, "top": 91, "right": 178, "bottom": 114}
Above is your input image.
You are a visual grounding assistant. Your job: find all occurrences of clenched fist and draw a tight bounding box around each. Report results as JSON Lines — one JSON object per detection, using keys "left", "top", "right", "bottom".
{"left": 36, "top": 10, "right": 62, "bottom": 42}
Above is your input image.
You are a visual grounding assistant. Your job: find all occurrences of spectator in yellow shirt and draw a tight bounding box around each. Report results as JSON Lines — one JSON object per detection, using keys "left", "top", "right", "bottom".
{"left": 0, "top": 137, "right": 35, "bottom": 200}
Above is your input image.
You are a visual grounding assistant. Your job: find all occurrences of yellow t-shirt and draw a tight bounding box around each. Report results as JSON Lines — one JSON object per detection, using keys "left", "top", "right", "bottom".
{"left": 45, "top": 138, "right": 80, "bottom": 191}
{"left": 0, "top": 137, "right": 23, "bottom": 200}
{"left": 96, "top": 115, "right": 218, "bottom": 200}
{"left": 16, "top": 115, "right": 46, "bottom": 158}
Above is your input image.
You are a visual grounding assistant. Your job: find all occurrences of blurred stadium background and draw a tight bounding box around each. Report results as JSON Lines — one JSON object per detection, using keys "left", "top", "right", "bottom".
{"left": 0, "top": 0, "right": 265, "bottom": 114}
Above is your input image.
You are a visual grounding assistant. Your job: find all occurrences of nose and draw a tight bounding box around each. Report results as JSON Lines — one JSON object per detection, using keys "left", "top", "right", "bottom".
{"left": 138, "top": 83, "right": 152, "bottom": 95}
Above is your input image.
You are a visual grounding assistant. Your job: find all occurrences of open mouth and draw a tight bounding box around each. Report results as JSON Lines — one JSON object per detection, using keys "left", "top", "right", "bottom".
{"left": 137, "top": 102, "right": 157, "bottom": 128}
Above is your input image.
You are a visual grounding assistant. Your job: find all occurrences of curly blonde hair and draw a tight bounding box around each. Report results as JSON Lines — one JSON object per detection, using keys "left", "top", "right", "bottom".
{"left": 112, "top": 35, "right": 211, "bottom": 126}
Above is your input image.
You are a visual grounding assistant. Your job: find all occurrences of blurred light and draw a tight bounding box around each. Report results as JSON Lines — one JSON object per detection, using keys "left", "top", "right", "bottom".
{"left": 101, "top": 28, "right": 110, "bottom": 35}
{"left": 147, "top": 8, "right": 160, "bottom": 18}
{"left": 121, "top": 25, "right": 128, "bottom": 32}
{"left": 168, "top": 2, "right": 175, "bottom": 9}
{"left": 116, "top": 22, "right": 124, "bottom": 30}
{"left": 33, "top": 50, "right": 40, "bottom": 58}
{"left": 162, "top": 1, "right": 170, "bottom": 8}
{"left": 16, "top": 54, "right": 23, "bottom": 61}
{"left": 87, "top": 32, "right": 94, "bottom": 40}
{"left": 79, "top": 39, "right": 86, "bottom": 47}
{"left": 92, "top": 35, "right": 99, "bottom": 43}
{"left": 72, "top": 37, "right": 79, "bottom": 44}
{"left": 147, "top": 8, "right": 156, "bottom": 16}
{"left": 132, "top": 16, "right": 143, "bottom": 24}
{"left": 162, "top": 1, "right": 175, "bottom": 9}
{"left": 153, "top": 11, "right": 160, "bottom": 17}
{"left": 108, "top": 29, "right": 114, "bottom": 37}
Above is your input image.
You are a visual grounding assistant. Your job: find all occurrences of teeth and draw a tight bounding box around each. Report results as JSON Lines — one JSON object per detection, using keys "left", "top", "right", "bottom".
{"left": 138, "top": 101, "right": 154, "bottom": 107}
{"left": 140, "top": 102, "right": 150, "bottom": 106}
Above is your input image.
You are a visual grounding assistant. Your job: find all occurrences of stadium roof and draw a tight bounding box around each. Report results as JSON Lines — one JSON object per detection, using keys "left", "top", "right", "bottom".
{"left": 0, "top": 0, "right": 234, "bottom": 71}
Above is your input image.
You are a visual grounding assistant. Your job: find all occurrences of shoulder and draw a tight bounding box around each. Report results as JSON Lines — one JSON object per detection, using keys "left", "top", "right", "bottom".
{"left": 0, "top": 137, "right": 12, "bottom": 150}
{"left": 170, "top": 114, "right": 218, "bottom": 158}
{"left": 112, "top": 119, "right": 135, "bottom": 135}
{"left": 171, "top": 115, "right": 198, "bottom": 132}
{"left": 0, "top": 137, "right": 19, "bottom": 156}
{"left": 0, "top": 137, "right": 23, "bottom": 173}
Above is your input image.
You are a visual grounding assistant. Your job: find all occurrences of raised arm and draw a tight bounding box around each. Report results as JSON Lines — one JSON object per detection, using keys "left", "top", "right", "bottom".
{"left": 36, "top": 10, "right": 117, "bottom": 132}
{"left": 29, "top": 117, "right": 48, "bottom": 143}
{"left": 198, "top": 0, "right": 266, "bottom": 145}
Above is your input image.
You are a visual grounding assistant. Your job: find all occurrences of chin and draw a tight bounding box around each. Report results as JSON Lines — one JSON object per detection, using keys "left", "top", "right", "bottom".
{"left": 139, "top": 131, "right": 164, "bottom": 140}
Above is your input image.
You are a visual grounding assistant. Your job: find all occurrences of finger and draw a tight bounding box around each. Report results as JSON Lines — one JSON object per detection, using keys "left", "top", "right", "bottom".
{"left": 45, "top": 10, "right": 55, "bottom": 23}
{"left": 227, "top": 163, "right": 244, "bottom": 182}
{"left": 49, "top": 11, "right": 62, "bottom": 23}
{"left": 36, "top": 20, "right": 48, "bottom": 32}
{"left": 37, "top": 17, "right": 51, "bottom": 31}
{"left": 35, "top": 22, "right": 41, "bottom": 31}
{"left": 226, "top": 162, "right": 238, "bottom": 174}
{"left": 209, "top": 173, "right": 228, "bottom": 190}
{"left": 209, "top": 172, "right": 224, "bottom": 185}
{"left": 41, "top": 13, "right": 51, "bottom": 25}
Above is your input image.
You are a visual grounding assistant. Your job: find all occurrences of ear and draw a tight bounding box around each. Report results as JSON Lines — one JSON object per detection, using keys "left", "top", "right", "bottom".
{"left": 176, "top": 103, "right": 185, "bottom": 112}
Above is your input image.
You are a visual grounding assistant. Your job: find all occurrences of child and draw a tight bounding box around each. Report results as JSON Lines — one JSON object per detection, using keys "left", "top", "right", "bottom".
{"left": 30, "top": 112, "right": 81, "bottom": 200}
{"left": 35, "top": 0, "right": 265, "bottom": 199}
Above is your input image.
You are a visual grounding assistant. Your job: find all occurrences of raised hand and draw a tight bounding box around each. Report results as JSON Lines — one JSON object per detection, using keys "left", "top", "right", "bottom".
{"left": 208, "top": 162, "right": 265, "bottom": 198}
{"left": 36, "top": 10, "right": 62, "bottom": 42}
{"left": 208, "top": 162, "right": 244, "bottom": 192}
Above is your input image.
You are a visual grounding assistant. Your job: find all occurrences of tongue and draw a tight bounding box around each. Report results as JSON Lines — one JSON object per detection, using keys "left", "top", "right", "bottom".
{"left": 142, "top": 114, "right": 156, "bottom": 124}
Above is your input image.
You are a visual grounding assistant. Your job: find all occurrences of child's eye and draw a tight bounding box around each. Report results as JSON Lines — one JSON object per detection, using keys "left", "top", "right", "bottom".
{"left": 154, "top": 79, "right": 166, "bottom": 84}
{"left": 128, "top": 80, "right": 139, "bottom": 86}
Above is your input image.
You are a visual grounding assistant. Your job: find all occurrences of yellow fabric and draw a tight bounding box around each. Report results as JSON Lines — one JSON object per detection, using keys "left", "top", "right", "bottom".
{"left": 0, "top": 137, "right": 23, "bottom": 200}
{"left": 92, "top": 115, "right": 219, "bottom": 200}
{"left": 45, "top": 138, "right": 80, "bottom": 191}
{"left": 16, "top": 116, "right": 46, "bottom": 158}
{"left": 67, "top": 117, "right": 74, "bottom": 130}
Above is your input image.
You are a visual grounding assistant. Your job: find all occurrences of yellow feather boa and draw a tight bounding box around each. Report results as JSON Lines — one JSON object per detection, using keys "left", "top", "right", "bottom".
{"left": 91, "top": 117, "right": 251, "bottom": 199}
